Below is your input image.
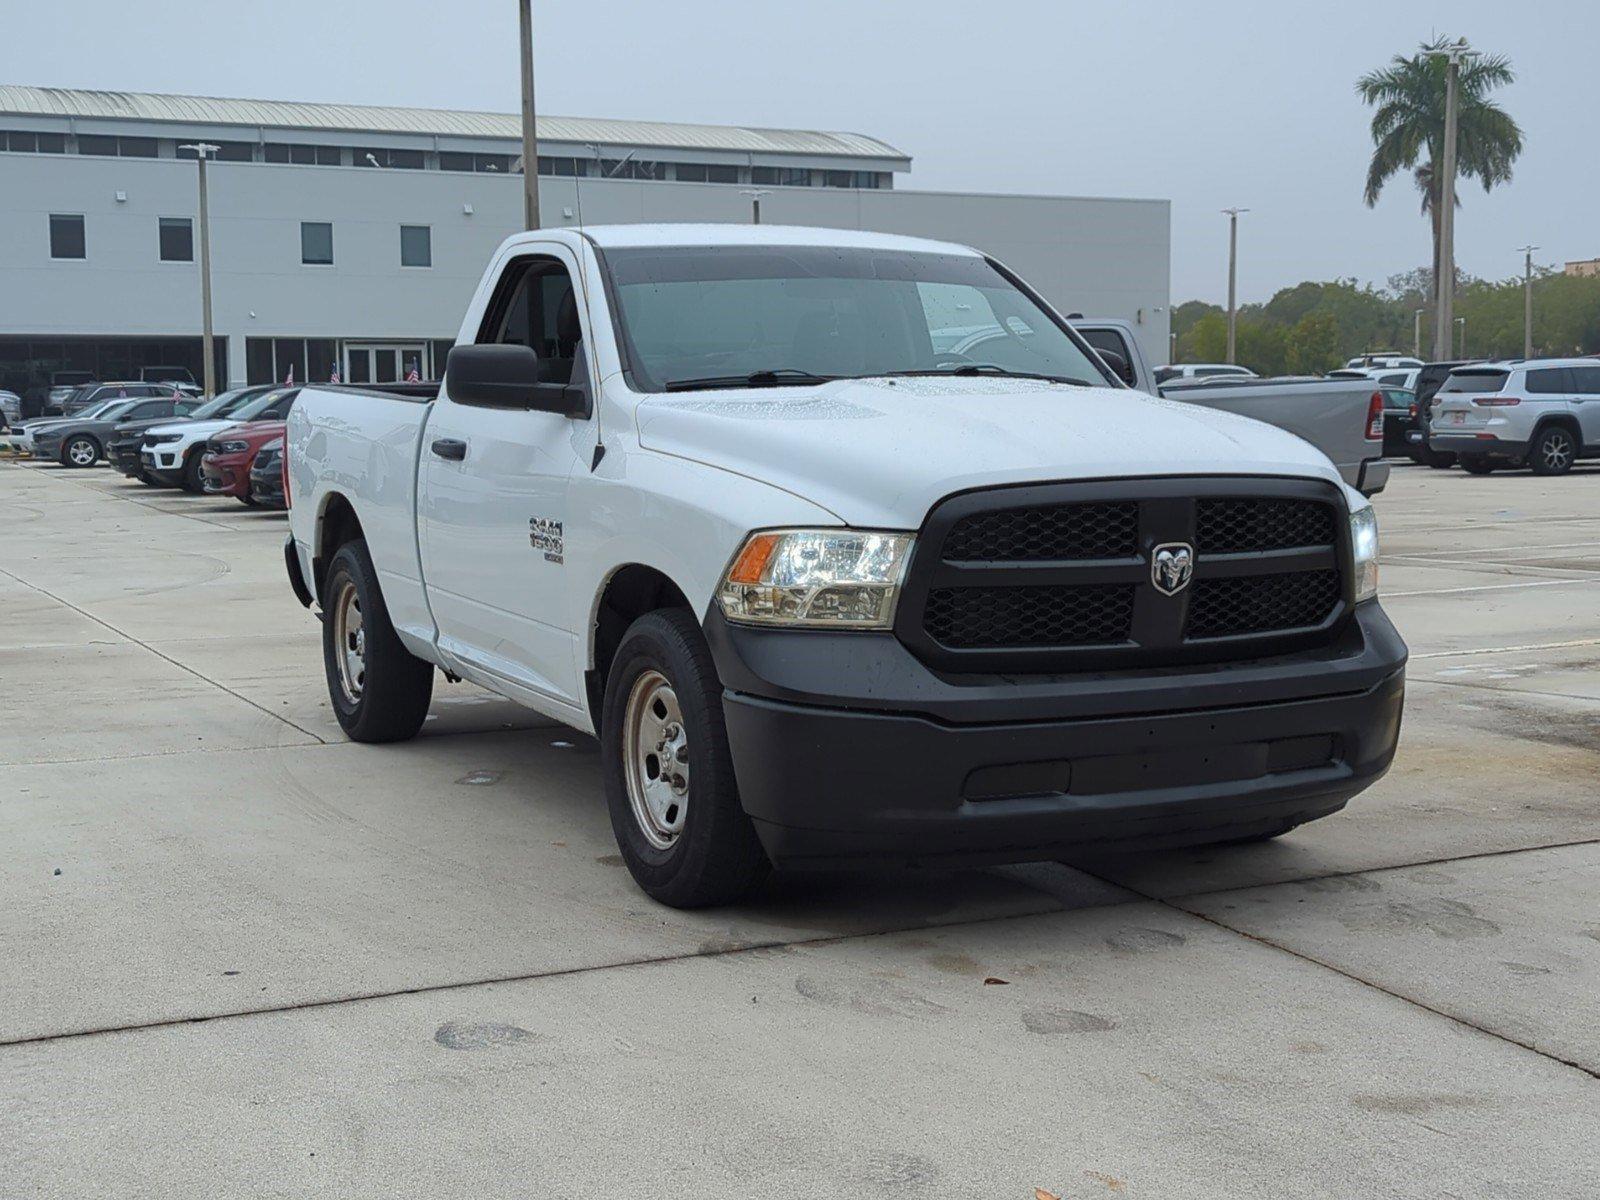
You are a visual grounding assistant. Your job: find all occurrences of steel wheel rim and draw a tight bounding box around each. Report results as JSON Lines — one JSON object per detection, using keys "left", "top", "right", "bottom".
{"left": 1542, "top": 433, "right": 1573, "bottom": 471}
{"left": 332, "top": 578, "right": 366, "bottom": 705}
{"left": 68, "top": 440, "right": 95, "bottom": 465}
{"left": 623, "top": 669, "right": 690, "bottom": 849}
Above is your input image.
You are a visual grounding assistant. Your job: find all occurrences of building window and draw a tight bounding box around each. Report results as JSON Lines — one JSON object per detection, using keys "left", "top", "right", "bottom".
{"left": 400, "top": 225, "right": 432, "bottom": 268}
{"left": 752, "top": 166, "right": 812, "bottom": 187}
{"left": 448, "top": 151, "right": 516, "bottom": 173}
{"left": 78, "top": 134, "right": 118, "bottom": 156}
{"left": 118, "top": 136, "right": 158, "bottom": 158}
{"left": 2, "top": 129, "right": 66, "bottom": 153}
{"left": 265, "top": 142, "right": 340, "bottom": 165}
{"left": 535, "top": 155, "right": 586, "bottom": 176}
{"left": 356, "top": 147, "right": 424, "bottom": 169}
{"left": 49, "top": 214, "right": 85, "bottom": 260}
{"left": 675, "top": 163, "right": 740, "bottom": 184}
{"left": 301, "top": 222, "right": 333, "bottom": 266}
{"left": 158, "top": 217, "right": 193, "bottom": 262}
{"left": 178, "top": 141, "right": 254, "bottom": 162}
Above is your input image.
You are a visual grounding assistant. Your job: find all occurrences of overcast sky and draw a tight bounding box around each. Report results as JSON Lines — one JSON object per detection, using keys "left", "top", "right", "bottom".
{"left": 8, "top": 0, "right": 1590, "bottom": 303}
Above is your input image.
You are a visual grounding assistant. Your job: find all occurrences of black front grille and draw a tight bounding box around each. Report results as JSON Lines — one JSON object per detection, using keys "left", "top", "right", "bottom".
{"left": 925, "top": 584, "right": 1135, "bottom": 648}
{"left": 1196, "top": 498, "right": 1335, "bottom": 553}
{"left": 943, "top": 502, "right": 1138, "bottom": 562}
{"left": 897, "top": 479, "right": 1350, "bottom": 671}
{"left": 1186, "top": 569, "right": 1341, "bottom": 639}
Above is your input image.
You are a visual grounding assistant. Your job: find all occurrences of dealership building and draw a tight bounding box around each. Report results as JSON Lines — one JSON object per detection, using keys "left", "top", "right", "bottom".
{"left": 0, "top": 85, "right": 1170, "bottom": 397}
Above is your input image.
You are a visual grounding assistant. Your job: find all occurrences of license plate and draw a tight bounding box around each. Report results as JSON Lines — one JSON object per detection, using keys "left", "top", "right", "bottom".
{"left": 1449, "top": 411, "right": 1466, "bottom": 425}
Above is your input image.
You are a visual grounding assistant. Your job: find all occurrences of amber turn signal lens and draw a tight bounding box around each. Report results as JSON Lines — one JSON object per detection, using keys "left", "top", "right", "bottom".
{"left": 727, "top": 532, "right": 782, "bottom": 584}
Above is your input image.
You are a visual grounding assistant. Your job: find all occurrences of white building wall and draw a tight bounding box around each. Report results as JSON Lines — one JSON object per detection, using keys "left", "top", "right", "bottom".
{"left": 0, "top": 153, "right": 1170, "bottom": 384}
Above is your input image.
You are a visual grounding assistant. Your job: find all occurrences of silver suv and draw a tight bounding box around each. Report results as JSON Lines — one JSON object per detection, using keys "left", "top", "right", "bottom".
{"left": 1429, "top": 358, "right": 1600, "bottom": 476}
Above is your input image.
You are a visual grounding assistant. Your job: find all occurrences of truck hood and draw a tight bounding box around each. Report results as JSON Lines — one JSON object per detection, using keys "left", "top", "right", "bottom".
{"left": 633, "top": 376, "right": 1346, "bottom": 528}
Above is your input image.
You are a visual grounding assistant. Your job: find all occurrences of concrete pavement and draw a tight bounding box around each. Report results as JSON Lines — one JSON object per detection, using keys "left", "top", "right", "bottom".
{"left": 3, "top": 459, "right": 1597, "bottom": 1197}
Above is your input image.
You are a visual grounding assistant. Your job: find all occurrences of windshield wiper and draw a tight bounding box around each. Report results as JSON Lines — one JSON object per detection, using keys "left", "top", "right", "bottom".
{"left": 879, "top": 365, "right": 1093, "bottom": 387}
{"left": 664, "top": 369, "right": 837, "bottom": 392}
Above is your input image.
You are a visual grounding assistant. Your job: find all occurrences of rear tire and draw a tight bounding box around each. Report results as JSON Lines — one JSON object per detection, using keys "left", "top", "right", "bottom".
{"left": 1460, "top": 456, "right": 1496, "bottom": 475}
{"left": 1528, "top": 425, "right": 1577, "bottom": 476}
{"left": 321, "top": 539, "right": 434, "bottom": 743}
{"left": 600, "top": 608, "right": 770, "bottom": 908}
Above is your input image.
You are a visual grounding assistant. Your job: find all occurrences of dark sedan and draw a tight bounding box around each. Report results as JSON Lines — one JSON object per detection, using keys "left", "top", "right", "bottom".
{"left": 108, "top": 386, "right": 273, "bottom": 479}
{"left": 249, "top": 437, "right": 287, "bottom": 509}
{"left": 25, "top": 394, "right": 193, "bottom": 467}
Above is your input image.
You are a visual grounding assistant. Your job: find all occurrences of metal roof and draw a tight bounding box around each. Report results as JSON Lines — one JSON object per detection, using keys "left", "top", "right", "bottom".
{"left": 0, "top": 85, "right": 909, "bottom": 162}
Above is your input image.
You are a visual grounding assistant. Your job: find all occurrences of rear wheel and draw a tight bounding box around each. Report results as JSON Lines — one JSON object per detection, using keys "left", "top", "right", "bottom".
{"left": 1459, "top": 456, "right": 1496, "bottom": 475}
{"left": 1529, "top": 425, "right": 1577, "bottom": 476}
{"left": 60, "top": 435, "right": 99, "bottom": 468}
{"left": 601, "top": 609, "right": 770, "bottom": 908}
{"left": 321, "top": 539, "right": 434, "bottom": 742}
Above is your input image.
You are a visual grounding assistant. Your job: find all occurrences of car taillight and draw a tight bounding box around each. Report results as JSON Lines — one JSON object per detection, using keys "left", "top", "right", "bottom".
{"left": 1472, "top": 396, "right": 1522, "bottom": 406}
{"left": 1365, "top": 391, "right": 1384, "bottom": 440}
{"left": 1407, "top": 403, "right": 1418, "bottom": 420}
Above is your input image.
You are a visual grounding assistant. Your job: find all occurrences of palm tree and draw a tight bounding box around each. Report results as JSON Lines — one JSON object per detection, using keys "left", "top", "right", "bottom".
{"left": 1357, "top": 38, "right": 1523, "bottom": 289}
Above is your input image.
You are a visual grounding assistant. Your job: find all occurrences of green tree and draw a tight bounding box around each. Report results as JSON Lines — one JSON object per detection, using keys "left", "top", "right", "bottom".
{"left": 1357, "top": 38, "right": 1523, "bottom": 287}
{"left": 1284, "top": 311, "right": 1342, "bottom": 375}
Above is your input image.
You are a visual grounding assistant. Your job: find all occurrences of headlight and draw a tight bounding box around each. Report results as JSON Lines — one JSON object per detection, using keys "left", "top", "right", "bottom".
{"left": 1350, "top": 504, "right": 1379, "bottom": 602}
{"left": 149, "top": 433, "right": 182, "bottom": 444}
{"left": 718, "top": 529, "right": 913, "bottom": 628}
{"left": 218, "top": 440, "right": 250, "bottom": 453}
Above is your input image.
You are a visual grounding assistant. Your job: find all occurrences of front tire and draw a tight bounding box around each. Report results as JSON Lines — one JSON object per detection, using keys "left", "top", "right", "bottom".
{"left": 321, "top": 539, "right": 433, "bottom": 742}
{"left": 601, "top": 609, "right": 770, "bottom": 908}
{"left": 1529, "top": 425, "right": 1577, "bottom": 476}
{"left": 181, "top": 448, "right": 206, "bottom": 493}
{"left": 61, "top": 435, "right": 100, "bottom": 468}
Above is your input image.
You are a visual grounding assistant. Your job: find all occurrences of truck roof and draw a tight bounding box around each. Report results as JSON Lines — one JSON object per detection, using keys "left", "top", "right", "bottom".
{"left": 522, "top": 223, "right": 982, "bottom": 258}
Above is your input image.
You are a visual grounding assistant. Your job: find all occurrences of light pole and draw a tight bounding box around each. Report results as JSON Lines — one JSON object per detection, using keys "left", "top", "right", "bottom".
{"left": 1430, "top": 39, "right": 1476, "bottom": 361}
{"left": 517, "top": 0, "right": 540, "bottom": 229}
{"left": 1516, "top": 244, "right": 1538, "bottom": 358}
{"left": 178, "top": 142, "right": 219, "bottom": 398}
{"left": 1455, "top": 315, "right": 1466, "bottom": 358}
{"left": 1222, "top": 207, "right": 1249, "bottom": 364}
{"left": 740, "top": 188, "right": 772, "bottom": 225}
{"left": 1169, "top": 330, "right": 1178, "bottom": 364}
{"left": 1413, "top": 308, "right": 1425, "bottom": 359}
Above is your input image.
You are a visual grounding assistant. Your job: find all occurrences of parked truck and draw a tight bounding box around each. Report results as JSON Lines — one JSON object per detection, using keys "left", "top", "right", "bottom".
{"left": 285, "top": 225, "right": 1406, "bottom": 908}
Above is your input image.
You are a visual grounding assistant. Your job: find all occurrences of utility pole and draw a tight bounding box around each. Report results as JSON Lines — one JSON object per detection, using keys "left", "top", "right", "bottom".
{"left": 1222, "top": 207, "right": 1248, "bottom": 364}
{"left": 179, "top": 142, "right": 219, "bottom": 398}
{"left": 740, "top": 188, "right": 772, "bottom": 224}
{"left": 1456, "top": 315, "right": 1466, "bottom": 358}
{"left": 1516, "top": 244, "right": 1538, "bottom": 358}
{"left": 1431, "top": 39, "right": 1475, "bottom": 360}
{"left": 518, "top": 0, "right": 540, "bottom": 229}
{"left": 1413, "top": 308, "right": 1425, "bottom": 359}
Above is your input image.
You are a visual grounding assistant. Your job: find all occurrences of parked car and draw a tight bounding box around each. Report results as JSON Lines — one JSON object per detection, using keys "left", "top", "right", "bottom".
{"left": 1345, "top": 353, "right": 1422, "bottom": 370}
{"left": 1152, "top": 362, "right": 1259, "bottom": 384}
{"left": 285, "top": 224, "right": 1405, "bottom": 909}
{"left": 60, "top": 381, "right": 175, "bottom": 417}
{"left": 1073, "top": 319, "right": 1390, "bottom": 494}
{"left": 37, "top": 371, "right": 98, "bottom": 417}
{"left": 1428, "top": 358, "right": 1600, "bottom": 475}
{"left": 249, "top": 438, "right": 287, "bottom": 509}
{"left": 108, "top": 386, "right": 274, "bottom": 480}
{"left": 0, "top": 390, "right": 21, "bottom": 431}
{"left": 21, "top": 393, "right": 197, "bottom": 467}
{"left": 1378, "top": 387, "right": 1417, "bottom": 457}
{"left": 12, "top": 396, "right": 146, "bottom": 457}
{"left": 142, "top": 387, "right": 299, "bottom": 491}
{"left": 200, "top": 419, "right": 288, "bottom": 502}
{"left": 1329, "top": 366, "right": 1420, "bottom": 390}
{"left": 1404, "top": 360, "right": 1476, "bottom": 468}
{"left": 137, "top": 365, "right": 197, "bottom": 387}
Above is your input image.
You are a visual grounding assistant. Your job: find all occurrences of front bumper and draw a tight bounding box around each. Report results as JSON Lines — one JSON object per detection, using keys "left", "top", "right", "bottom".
{"left": 705, "top": 604, "right": 1407, "bottom": 868}
{"left": 200, "top": 452, "right": 252, "bottom": 496}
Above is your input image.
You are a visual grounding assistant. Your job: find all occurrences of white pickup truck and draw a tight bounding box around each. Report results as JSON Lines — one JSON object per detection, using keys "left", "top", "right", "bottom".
{"left": 285, "top": 224, "right": 1406, "bottom": 907}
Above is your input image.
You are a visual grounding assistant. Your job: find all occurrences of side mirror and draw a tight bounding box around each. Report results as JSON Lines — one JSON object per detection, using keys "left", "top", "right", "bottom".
{"left": 1097, "top": 348, "right": 1136, "bottom": 386}
{"left": 444, "top": 343, "right": 588, "bottom": 416}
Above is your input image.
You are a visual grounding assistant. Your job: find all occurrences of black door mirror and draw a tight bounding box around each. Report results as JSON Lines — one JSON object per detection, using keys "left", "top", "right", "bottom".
{"left": 1096, "top": 348, "right": 1136, "bottom": 386}
{"left": 445, "top": 343, "right": 588, "bottom": 416}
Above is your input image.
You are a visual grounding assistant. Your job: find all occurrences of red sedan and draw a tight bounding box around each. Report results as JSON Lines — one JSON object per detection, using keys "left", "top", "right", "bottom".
{"left": 200, "top": 421, "right": 286, "bottom": 504}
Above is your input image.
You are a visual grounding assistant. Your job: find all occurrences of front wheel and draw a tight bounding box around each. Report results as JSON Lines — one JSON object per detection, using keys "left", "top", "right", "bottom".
{"left": 1529, "top": 425, "right": 1577, "bottom": 476}
{"left": 321, "top": 539, "right": 434, "bottom": 742}
{"left": 601, "top": 609, "right": 770, "bottom": 908}
{"left": 181, "top": 448, "right": 206, "bottom": 493}
{"left": 61, "top": 435, "right": 99, "bottom": 468}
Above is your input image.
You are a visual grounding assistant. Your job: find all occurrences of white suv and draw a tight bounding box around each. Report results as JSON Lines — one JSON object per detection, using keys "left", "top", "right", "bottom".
{"left": 1429, "top": 358, "right": 1600, "bottom": 475}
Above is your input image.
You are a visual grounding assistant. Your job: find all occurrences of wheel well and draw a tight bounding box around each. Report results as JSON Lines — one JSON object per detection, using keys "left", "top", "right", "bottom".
{"left": 587, "top": 565, "right": 693, "bottom": 725}
{"left": 313, "top": 493, "right": 364, "bottom": 603}
{"left": 1532, "top": 414, "right": 1581, "bottom": 441}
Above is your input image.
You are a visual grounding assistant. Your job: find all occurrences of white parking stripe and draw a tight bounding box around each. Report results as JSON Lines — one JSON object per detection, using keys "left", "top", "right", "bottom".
{"left": 1413, "top": 637, "right": 1600, "bottom": 660}
{"left": 1386, "top": 577, "right": 1600, "bottom": 598}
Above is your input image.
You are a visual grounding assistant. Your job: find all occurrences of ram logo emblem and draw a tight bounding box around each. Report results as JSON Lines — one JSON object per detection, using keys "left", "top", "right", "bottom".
{"left": 1150, "top": 542, "right": 1195, "bottom": 596}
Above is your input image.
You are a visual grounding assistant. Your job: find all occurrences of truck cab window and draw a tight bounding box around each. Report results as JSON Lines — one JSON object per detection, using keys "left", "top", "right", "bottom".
{"left": 485, "top": 258, "right": 583, "bottom": 385}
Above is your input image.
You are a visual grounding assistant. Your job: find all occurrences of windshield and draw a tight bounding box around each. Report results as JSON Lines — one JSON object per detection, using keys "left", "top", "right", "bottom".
{"left": 71, "top": 399, "right": 123, "bottom": 420}
{"left": 605, "top": 245, "right": 1116, "bottom": 392}
{"left": 94, "top": 400, "right": 140, "bottom": 421}
{"left": 231, "top": 388, "right": 294, "bottom": 422}
{"left": 1440, "top": 370, "right": 1510, "bottom": 394}
{"left": 189, "top": 388, "right": 259, "bottom": 419}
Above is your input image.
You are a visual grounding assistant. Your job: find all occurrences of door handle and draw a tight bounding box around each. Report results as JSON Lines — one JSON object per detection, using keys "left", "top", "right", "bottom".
{"left": 431, "top": 438, "right": 467, "bottom": 461}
